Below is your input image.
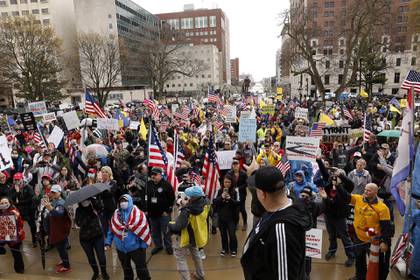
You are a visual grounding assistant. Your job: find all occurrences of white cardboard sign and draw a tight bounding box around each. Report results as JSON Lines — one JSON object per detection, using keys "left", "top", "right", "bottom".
{"left": 62, "top": 111, "right": 81, "bottom": 131}
{"left": 0, "top": 135, "right": 13, "bottom": 171}
{"left": 225, "top": 106, "right": 237, "bottom": 123}
{"left": 216, "top": 150, "right": 237, "bottom": 170}
{"left": 295, "top": 107, "right": 308, "bottom": 120}
{"left": 47, "top": 126, "right": 64, "bottom": 148}
{"left": 305, "top": 228, "right": 323, "bottom": 259}
{"left": 28, "top": 101, "right": 47, "bottom": 116}
{"left": 285, "top": 136, "right": 320, "bottom": 162}
{"left": 97, "top": 118, "right": 120, "bottom": 131}
{"left": 42, "top": 112, "right": 56, "bottom": 123}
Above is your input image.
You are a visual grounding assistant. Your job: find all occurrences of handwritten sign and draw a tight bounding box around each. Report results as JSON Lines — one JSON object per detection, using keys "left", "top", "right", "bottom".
{"left": 322, "top": 126, "right": 352, "bottom": 143}
{"left": 28, "top": 101, "right": 47, "bottom": 116}
{"left": 261, "top": 105, "right": 275, "bottom": 115}
{"left": 97, "top": 118, "right": 120, "bottom": 131}
{"left": 286, "top": 136, "right": 320, "bottom": 162}
{"left": 216, "top": 150, "right": 237, "bottom": 170}
{"left": 225, "top": 105, "right": 237, "bottom": 123}
{"left": 240, "top": 111, "right": 251, "bottom": 119}
{"left": 62, "top": 111, "right": 80, "bottom": 131}
{"left": 239, "top": 118, "right": 257, "bottom": 143}
{"left": 0, "top": 135, "right": 13, "bottom": 171}
{"left": 20, "top": 112, "right": 36, "bottom": 131}
{"left": 129, "top": 121, "right": 140, "bottom": 130}
{"left": 295, "top": 107, "right": 308, "bottom": 120}
{"left": 47, "top": 126, "right": 64, "bottom": 148}
{"left": 42, "top": 112, "right": 56, "bottom": 123}
{"left": 305, "top": 228, "right": 323, "bottom": 259}
{"left": 0, "top": 214, "right": 18, "bottom": 242}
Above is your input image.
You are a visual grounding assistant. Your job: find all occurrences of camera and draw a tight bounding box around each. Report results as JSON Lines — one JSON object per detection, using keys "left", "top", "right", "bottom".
{"left": 176, "top": 192, "right": 189, "bottom": 207}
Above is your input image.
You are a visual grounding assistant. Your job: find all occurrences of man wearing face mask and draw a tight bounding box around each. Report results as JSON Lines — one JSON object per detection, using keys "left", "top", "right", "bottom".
{"left": 9, "top": 173, "right": 37, "bottom": 248}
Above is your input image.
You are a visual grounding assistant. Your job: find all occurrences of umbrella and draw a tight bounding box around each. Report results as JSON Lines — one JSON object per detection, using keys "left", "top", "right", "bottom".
{"left": 86, "top": 144, "right": 109, "bottom": 158}
{"left": 377, "top": 130, "right": 401, "bottom": 138}
{"left": 64, "top": 183, "right": 111, "bottom": 206}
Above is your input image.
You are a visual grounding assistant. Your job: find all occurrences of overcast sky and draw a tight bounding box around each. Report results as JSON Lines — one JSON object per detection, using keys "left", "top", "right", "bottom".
{"left": 136, "top": 0, "right": 289, "bottom": 81}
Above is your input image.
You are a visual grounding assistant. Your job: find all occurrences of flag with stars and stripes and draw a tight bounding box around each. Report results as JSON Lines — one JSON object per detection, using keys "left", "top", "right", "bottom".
{"left": 190, "top": 171, "right": 203, "bottom": 186}
{"left": 363, "top": 113, "right": 374, "bottom": 142}
{"left": 342, "top": 107, "right": 353, "bottom": 120}
{"left": 276, "top": 160, "right": 291, "bottom": 177}
{"left": 202, "top": 133, "right": 220, "bottom": 201}
{"left": 401, "top": 70, "right": 420, "bottom": 93}
{"left": 85, "top": 89, "right": 107, "bottom": 118}
{"left": 309, "top": 122, "right": 326, "bottom": 137}
{"left": 208, "top": 90, "right": 221, "bottom": 105}
{"left": 144, "top": 99, "right": 160, "bottom": 120}
{"left": 174, "top": 132, "right": 185, "bottom": 169}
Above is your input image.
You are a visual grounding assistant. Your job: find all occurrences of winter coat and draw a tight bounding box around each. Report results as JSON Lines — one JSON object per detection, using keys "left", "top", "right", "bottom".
{"left": 75, "top": 203, "right": 103, "bottom": 241}
{"left": 9, "top": 185, "right": 36, "bottom": 219}
{"left": 287, "top": 170, "right": 318, "bottom": 198}
{"left": 0, "top": 183, "right": 12, "bottom": 199}
{"left": 348, "top": 169, "right": 372, "bottom": 195}
{"left": 105, "top": 195, "right": 148, "bottom": 253}
{"left": 0, "top": 206, "right": 25, "bottom": 245}
{"left": 146, "top": 179, "right": 175, "bottom": 218}
{"left": 241, "top": 198, "right": 312, "bottom": 280}
{"left": 213, "top": 188, "right": 239, "bottom": 223}
{"left": 46, "top": 198, "right": 71, "bottom": 244}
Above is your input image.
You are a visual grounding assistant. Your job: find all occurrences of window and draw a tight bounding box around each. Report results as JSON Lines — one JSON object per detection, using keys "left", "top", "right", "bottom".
{"left": 195, "top": 16, "right": 208, "bottom": 28}
{"left": 40, "top": 0, "right": 47, "bottom": 3}
{"left": 415, "top": 35, "right": 419, "bottom": 42}
{"left": 41, "top": 8, "right": 48, "bottom": 14}
{"left": 181, "top": 18, "right": 193, "bottom": 29}
{"left": 20, "top": 0, "right": 27, "bottom": 3}
{"left": 324, "top": 1, "right": 335, "bottom": 8}
{"left": 172, "top": 84, "right": 175, "bottom": 88}
{"left": 325, "top": 75, "right": 330, "bottom": 85}
{"left": 323, "top": 11, "right": 334, "bottom": 17}
{"left": 326, "top": 61, "right": 330, "bottom": 69}
{"left": 394, "top": 73, "right": 400, "bottom": 83}
{"left": 340, "top": 49, "right": 344, "bottom": 55}
{"left": 32, "top": 9, "right": 39, "bottom": 14}
{"left": 209, "top": 16, "right": 216, "bottom": 27}
{"left": 339, "top": 60, "right": 344, "bottom": 68}
{"left": 11, "top": 11, "right": 19, "bottom": 16}
{"left": 311, "top": 78, "right": 315, "bottom": 85}
{"left": 108, "top": 14, "right": 112, "bottom": 19}
{"left": 31, "top": 0, "right": 37, "bottom": 2}
{"left": 178, "top": 84, "right": 181, "bottom": 87}
{"left": 1, "top": 12, "right": 8, "bottom": 17}
{"left": 396, "top": 58, "right": 401, "bottom": 66}
{"left": 412, "top": 57, "right": 417, "bottom": 66}
{"left": 42, "top": 19, "right": 49, "bottom": 25}
{"left": 22, "top": 10, "right": 29, "bottom": 15}
{"left": 414, "top": 45, "right": 418, "bottom": 52}
{"left": 0, "top": 1, "right": 6, "bottom": 6}
{"left": 339, "top": 39, "right": 344, "bottom": 46}
{"left": 208, "top": 74, "right": 211, "bottom": 78}
{"left": 338, "top": 74, "right": 343, "bottom": 84}
{"left": 392, "top": 88, "right": 399, "bottom": 95}
{"left": 382, "top": 46, "right": 387, "bottom": 53}
{"left": 109, "top": 23, "right": 113, "bottom": 29}
{"left": 109, "top": 93, "right": 123, "bottom": 100}
{"left": 383, "top": 37, "right": 388, "bottom": 44}
{"left": 167, "top": 18, "right": 179, "bottom": 30}
{"left": 10, "top": 0, "right": 17, "bottom": 4}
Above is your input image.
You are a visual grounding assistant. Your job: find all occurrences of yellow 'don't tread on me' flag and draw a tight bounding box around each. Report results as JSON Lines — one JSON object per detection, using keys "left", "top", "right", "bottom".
{"left": 140, "top": 118, "right": 148, "bottom": 139}
{"left": 319, "top": 113, "right": 335, "bottom": 126}
{"left": 360, "top": 89, "right": 368, "bottom": 98}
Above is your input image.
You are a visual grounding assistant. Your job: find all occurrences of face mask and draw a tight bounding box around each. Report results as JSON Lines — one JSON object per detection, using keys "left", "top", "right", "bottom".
{"left": 12, "top": 154, "right": 18, "bottom": 159}
{"left": 81, "top": 200, "right": 90, "bottom": 207}
{"left": 120, "top": 202, "right": 129, "bottom": 209}
{"left": 0, "top": 203, "right": 10, "bottom": 210}
{"left": 88, "top": 174, "right": 95, "bottom": 179}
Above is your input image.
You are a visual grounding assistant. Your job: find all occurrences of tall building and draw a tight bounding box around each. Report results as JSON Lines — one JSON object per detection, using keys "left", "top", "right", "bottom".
{"left": 283, "top": 0, "right": 419, "bottom": 98}
{"left": 73, "top": 0, "right": 160, "bottom": 87}
{"left": 230, "top": 58, "right": 239, "bottom": 85}
{"left": 156, "top": 5, "right": 231, "bottom": 85}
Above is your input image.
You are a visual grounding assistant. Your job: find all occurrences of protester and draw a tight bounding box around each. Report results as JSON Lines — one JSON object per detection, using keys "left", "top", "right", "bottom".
{"left": 348, "top": 159, "right": 372, "bottom": 195}
{"left": 227, "top": 158, "right": 248, "bottom": 231}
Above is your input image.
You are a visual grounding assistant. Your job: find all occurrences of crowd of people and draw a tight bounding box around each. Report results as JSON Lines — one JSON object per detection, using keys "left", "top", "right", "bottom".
{"left": 0, "top": 92, "right": 419, "bottom": 280}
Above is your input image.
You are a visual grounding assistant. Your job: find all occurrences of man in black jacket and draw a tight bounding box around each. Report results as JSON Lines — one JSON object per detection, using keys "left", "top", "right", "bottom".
{"left": 242, "top": 166, "right": 312, "bottom": 280}
{"left": 146, "top": 167, "right": 175, "bottom": 255}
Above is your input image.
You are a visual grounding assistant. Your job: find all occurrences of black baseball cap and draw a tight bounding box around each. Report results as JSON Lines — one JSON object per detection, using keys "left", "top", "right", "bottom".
{"left": 150, "top": 167, "right": 162, "bottom": 175}
{"left": 247, "top": 166, "right": 285, "bottom": 193}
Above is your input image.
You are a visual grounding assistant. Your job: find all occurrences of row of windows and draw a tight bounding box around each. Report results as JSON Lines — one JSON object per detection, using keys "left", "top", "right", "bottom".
{"left": 0, "top": 0, "right": 47, "bottom": 5}
{"left": 314, "top": 70, "right": 415, "bottom": 86}
{"left": 167, "top": 15, "right": 217, "bottom": 30}
{"left": 1, "top": 8, "right": 48, "bottom": 16}
{"left": 185, "top": 30, "right": 216, "bottom": 36}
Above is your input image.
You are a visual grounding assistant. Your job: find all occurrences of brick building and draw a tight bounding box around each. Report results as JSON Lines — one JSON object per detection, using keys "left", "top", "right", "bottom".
{"left": 230, "top": 58, "right": 239, "bottom": 85}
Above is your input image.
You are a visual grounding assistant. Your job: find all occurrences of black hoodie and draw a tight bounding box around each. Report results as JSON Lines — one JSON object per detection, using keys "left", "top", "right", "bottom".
{"left": 241, "top": 197, "right": 312, "bottom": 280}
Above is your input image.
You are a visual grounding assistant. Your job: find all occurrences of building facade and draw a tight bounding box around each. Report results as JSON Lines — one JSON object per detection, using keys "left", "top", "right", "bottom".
{"left": 156, "top": 6, "right": 231, "bottom": 85}
{"left": 230, "top": 58, "right": 239, "bottom": 85}
{"left": 282, "top": 0, "right": 419, "bottom": 98}
{"left": 73, "top": 0, "right": 159, "bottom": 87}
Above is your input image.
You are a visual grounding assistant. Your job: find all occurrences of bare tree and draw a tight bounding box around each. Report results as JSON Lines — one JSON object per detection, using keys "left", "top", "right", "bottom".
{"left": 280, "top": 0, "right": 391, "bottom": 101}
{"left": 77, "top": 32, "right": 122, "bottom": 106}
{"left": 143, "top": 28, "right": 207, "bottom": 99}
{"left": 0, "top": 16, "right": 66, "bottom": 102}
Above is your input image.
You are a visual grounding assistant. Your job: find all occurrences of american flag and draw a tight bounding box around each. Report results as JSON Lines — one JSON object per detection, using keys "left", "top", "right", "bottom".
{"left": 401, "top": 70, "right": 420, "bottom": 93}
{"left": 363, "top": 113, "right": 374, "bottom": 142}
{"left": 192, "top": 107, "right": 200, "bottom": 119}
{"left": 214, "top": 120, "right": 224, "bottom": 130}
{"left": 309, "top": 122, "right": 326, "bottom": 137}
{"left": 276, "top": 160, "right": 291, "bottom": 177}
{"left": 202, "top": 133, "right": 220, "bottom": 201}
{"left": 175, "top": 133, "right": 185, "bottom": 169}
{"left": 190, "top": 171, "right": 203, "bottom": 186}
{"left": 219, "top": 106, "right": 229, "bottom": 116}
{"left": 208, "top": 91, "right": 221, "bottom": 105}
{"left": 163, "top": 108, "right": 172, "bottom": 118}
{"left": 342, "top": 107, "right": 353, "bottom": 120}
{"left": 148, "top": 125, "right": 178, "bottom": 191}
{"left": 144, "top": 99, "right": 160, "bottom": 120}
{"left": 85, "top": 89, "right": 107, "bottom": 118}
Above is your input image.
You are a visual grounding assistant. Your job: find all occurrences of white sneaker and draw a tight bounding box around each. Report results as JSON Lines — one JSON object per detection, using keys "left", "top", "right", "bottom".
{"left": 199, "top": 249, "right": 206, "bottom": 260}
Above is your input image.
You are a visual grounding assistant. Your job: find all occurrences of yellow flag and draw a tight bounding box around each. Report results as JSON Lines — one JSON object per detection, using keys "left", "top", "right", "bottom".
{"left": 389, "top": 105, "right": 401, "bottom": 114}
{"left": 319, "top": 113, "right": 335, "bottom": 126}
{"left": 400, "top": 99, "right": 407, "bottom": 108}
{"left": 360, "top": 89, "right": 368, "bottom": 98}
{"left": 259, "top": 100, "right": 266, "bottom": 108}
{"left": 139, "top": 118, "right": 148, "bottom": 139}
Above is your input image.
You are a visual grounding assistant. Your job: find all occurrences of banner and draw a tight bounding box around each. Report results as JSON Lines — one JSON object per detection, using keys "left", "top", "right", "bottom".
{"left": 225, "top": 105, "right": 237, "bottom": 123}
{"left": 171, "top": 104, "right": 179, "bottom": 113}
{"left": 97, "top": 118, "right": 120, "bottom": 131}
{"left": 305, "top": 228, "right": 323, "bottom": 259}
{"left": 276, "top": 87, "right": 283, "bottom": 94}
{"left": 239, "top": 118, "right": 257, "bottom": 143}
{"left": 295, "top": 107, "right": 308, "bottom": 120}
{"left": 286, "top": 136, "right": 320, "bottom": 162}
{"left": 261, "top": 104, "right": 275, "bottom": 115}
{"left": 42, "top": 112, "right": 56, "bottom": 123}
{"left": 240, "top": 111, "right": 251, "bottom": 119}
{"left": 28, "top": 101, "right": 47, "bottom": 116}
{"left": 129, "top": 121, "right": 140, "bottom": 130}
{"left": 47, "top": 126, "right": 64, "bottom": 148}
{"left": 322, "top": 126, "right": 351, "bottom": 143}
{"left": 62, "top": 111, "right": 80, "bottom": 131}
{"left": 19, "top": 112, "right": 36, "bottom": 131}
{"left": 0, "top": 135, "right": 13, "bottom": 171}
{"left": 216, "top": 150, "right": 237, "bottom": 170}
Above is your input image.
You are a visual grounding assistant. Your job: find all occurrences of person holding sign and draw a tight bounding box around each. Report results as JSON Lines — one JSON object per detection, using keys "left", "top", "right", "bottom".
{"left": 0, "top": 197, "right": 25, "bottom": 274}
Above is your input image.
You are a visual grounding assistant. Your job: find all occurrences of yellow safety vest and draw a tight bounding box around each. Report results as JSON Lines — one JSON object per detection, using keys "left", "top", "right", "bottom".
{"left": 180, "top": 205, "right": 210, "bottom": 248}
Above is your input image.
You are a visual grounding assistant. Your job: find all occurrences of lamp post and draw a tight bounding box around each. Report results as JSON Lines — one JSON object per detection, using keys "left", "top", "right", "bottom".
{"left": 298, "top": 87, "right": 303, "bottom": 103}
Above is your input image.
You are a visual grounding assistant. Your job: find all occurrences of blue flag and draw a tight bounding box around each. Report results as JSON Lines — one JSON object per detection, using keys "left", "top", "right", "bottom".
{"left": 7, "top": 116, "right": 16, "bottom": 126}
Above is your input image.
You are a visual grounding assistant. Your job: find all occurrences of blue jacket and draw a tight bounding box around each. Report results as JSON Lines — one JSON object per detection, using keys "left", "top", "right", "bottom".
{"left": 410, "top": 208, "right": 420, "bottom": 279}
{"left": 286, "top": 160, "right": 314, "bottom": 185}
{"left": 287, "top": 170, "right": 318, "bottom": 198}
{"left": 105, "top": 195, "right": 148, "bottom": 253}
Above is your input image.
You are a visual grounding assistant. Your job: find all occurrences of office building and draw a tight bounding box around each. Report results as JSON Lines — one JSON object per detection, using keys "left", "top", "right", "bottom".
{"left": 230, "top": 58, "right": 239, "bottom": 85}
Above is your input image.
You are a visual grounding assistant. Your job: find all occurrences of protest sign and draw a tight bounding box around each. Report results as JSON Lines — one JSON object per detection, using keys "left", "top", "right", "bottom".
{"left": 97, "top": 118, "right": 120, "bottom": 131}
{"left": 28, "top": 101, "right": 47, "bottom": 116}
{"left": 239, "top": 118, "right": 257, "bottom": 143}
{"left": 276, "top": 87, "right": 283, "bottom": 94}
{"left": 261, "top": 104, "right": 275, "bottom": 115}
{"left": 305, "top": 228, "right": 323, "bottom": 259}
{"left": 0, "top": 135, "right": 13, "bottom": 171}
{"left": 0, "top": 214, "right": 18, "bottom": 242}
{"left": 295, "top": 107, "right": 308, "bottom": 120}
{"left": 216, "top": 150, "right": 237, "bottom": 170}
{"left": 286, "top": 136, "right": 320, "bottom": 162}
{"left": 129, "top": 121, "right": 140, "bottom": 130}
{"left": 295, "top": 125, "right": 309, "bottom": 135}
{"left": 42, "top": 112, "right": 56, "bottom": 123}
{"left": 62, "top": 111, "right": 80, "bottom": 131}
{"left": 20, "top": 112, "right": 36, "bottom": 131}
{"left": 56, "top": 111, "right": 64, "bottom": 117}
{"left": 225, "top": 105, "right": 237, "bottom": 123}
{"left": 240, "top": 111, "right": 251, "bottom": 119}
{"left": 47, "top": 126, "right": 64, "bottom": 148}
{"left": 171, "top": 104, "right": 179, "bottom": 113}
{"left": 322, "top": 126, "right": 351, "bottom": 143}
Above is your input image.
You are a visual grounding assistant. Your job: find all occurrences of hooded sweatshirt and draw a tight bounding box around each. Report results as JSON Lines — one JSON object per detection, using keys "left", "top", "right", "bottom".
{"left": 288, "top": 170, "right": 318, "bottom": 198}
{"left": 241, "top": 198, "right": 312, "bottom": 280}
{"left": 106, "top": 195, "right": 148, "bottom": 253}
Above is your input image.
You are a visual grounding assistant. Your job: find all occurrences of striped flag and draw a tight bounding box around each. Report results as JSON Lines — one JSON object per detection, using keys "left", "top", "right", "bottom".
{"left": 309, "top": 122, "right": 326, "bottom": 137}
{"left": 202, "top": 133, "right": 220, "bottom": 201}
{"left": 208, "top": 90, "right": 221, "bottom": 105}
{"left": 144, "top": 99, "right": 160, "bottom": 120}
{"left": 190, "top": 171, "right": 203, "bottom": 186}
{"left": 214, "top": 120, "right": 224, "bottom": 131}
{"left": 174, "top": 133, "right": 185, "bottom": 169}
{"left": 276, "top": 160, "right": 291, "bottom": 177}
{"left": 85, "top": 89, "right": 107, "bottom": 118}
{"left": 401, "top": 70, "right": 420, "bottom": 93}
{"left": 363, "top": 113, "right": 374, "bottom": 142}
{"left": 342, "top": 107, "right": 353, "bottom": 120}
{"left": 219, "top": 106, "right": 229, "bottom": 116}
{"left": 147, "top": 125, "right": 178, "bottom": 191}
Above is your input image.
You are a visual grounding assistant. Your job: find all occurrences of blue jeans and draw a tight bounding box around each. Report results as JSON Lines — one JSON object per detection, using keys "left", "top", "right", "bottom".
{"left": 150, "top": 215, "right": 172, "bottom": 249}
{"left": 325, "top": 216, "right": 355, "bottom": 259}
{"left": 55, "top": 238, "right": 70, "bottom": 268}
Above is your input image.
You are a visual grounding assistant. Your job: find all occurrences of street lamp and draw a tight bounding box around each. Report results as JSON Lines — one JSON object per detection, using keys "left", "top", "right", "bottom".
{"left": 298, "top": 87, "right": 303, "bottom": 103}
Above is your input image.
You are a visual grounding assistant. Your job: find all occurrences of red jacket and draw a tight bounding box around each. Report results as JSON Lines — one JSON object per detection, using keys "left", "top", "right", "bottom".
{"left": 0, "top": 206, "right": 25, "bottom": 244}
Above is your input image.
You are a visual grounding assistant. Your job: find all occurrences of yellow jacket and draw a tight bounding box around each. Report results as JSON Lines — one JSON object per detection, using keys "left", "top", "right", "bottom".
{"left": 256, "top": 150, "right": 281, "bottom": 166}
{"left": 180, "top": 205, "right": 210, "bottom": 248}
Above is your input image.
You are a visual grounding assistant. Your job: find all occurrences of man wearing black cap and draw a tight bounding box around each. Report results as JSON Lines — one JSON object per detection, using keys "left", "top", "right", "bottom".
{"left": 241, "top": 166, "right": 312, "bottom": 279}
{"left": 146, "top": 167, "right": 175, "bottom": 255}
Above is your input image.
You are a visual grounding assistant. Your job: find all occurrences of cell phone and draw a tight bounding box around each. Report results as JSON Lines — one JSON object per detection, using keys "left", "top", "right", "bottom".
{"left": 223, "top": 188, "right": 228, "bottom": 193}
